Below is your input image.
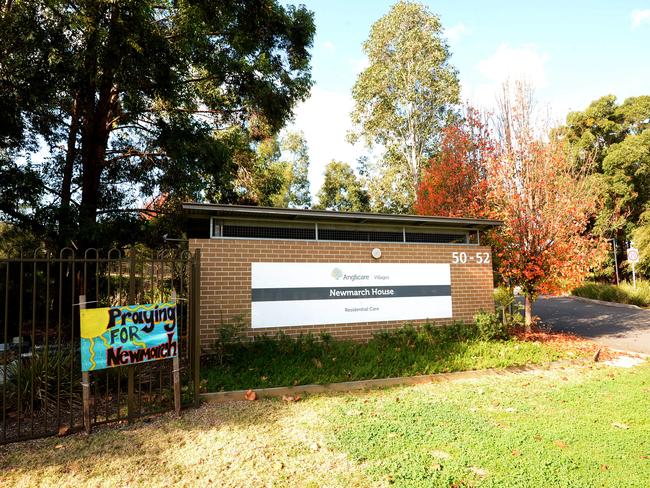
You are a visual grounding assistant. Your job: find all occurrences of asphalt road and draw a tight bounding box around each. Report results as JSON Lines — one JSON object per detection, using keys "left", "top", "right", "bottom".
{"left": 533, "top": 296, "right": 650, "bottom": 355}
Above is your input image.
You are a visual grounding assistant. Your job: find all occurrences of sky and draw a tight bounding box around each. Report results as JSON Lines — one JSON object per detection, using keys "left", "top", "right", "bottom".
{"left": 282, "top": 0, "right": 650, "bottom": 197}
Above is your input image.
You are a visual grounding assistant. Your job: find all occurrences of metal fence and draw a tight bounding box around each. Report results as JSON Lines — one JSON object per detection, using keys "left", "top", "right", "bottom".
{"left": 0, "top": 247, "right": 201, "bottom": 444}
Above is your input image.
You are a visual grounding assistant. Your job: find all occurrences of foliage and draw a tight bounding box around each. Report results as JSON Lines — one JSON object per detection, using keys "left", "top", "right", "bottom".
{"left": 315, "top": 160, "right": 370, "bottom": 212}
{"left": 200, "top": 321, "right": 574, "bottom": 392}
{"left": 474, "top": 311, "right": 510, "bottom": 341}
{"left": 486, "top": 83, "right": 605, "bottom": 327}
{"left": 493, "top": 285, "right": 524, "bottom": 327}
{"left": 557, "top": 95, "right": 650, "bottom": 280}
{"left": 572, "top": 280, "right": 650, "bottom": 307}
{"left": 4, "top": 347, "right": 81, "bottom": 415}
{"left": 280, "top": 131, "right": 312, "bottom": 209}
{"left": 349, "top": 0, "right": 460, "bottom": 211}
{"left": 631, "top": 209, "right": 650, "bottom": 276}
{"left": 209, "top": 314, "right": 245, "bottom": 366}
{"left": 0, "top": 0, "right": 315, "bottom": 246}
{"left": 415, "top": 108, "right": 493, "bottom": 217}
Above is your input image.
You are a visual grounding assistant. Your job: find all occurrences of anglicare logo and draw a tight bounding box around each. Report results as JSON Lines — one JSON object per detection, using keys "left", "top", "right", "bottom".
{"left": 331, "top": 268, "right": 343, "bottom": 280}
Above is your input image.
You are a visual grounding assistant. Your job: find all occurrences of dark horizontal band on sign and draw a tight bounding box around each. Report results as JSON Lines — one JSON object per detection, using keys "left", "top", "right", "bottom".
{"left": 251, "top": 285, "right": 451, "bottom": 302}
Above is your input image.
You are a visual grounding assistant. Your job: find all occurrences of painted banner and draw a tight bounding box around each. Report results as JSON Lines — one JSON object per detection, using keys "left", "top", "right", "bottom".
{"left": 80, "top": 302, "right": 178, "bottom": 372}
{"left": 251, "top": 263, "right": 452, "bottom": 328}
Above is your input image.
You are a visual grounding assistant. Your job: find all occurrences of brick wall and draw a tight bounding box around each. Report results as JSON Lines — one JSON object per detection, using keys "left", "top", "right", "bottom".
{"left": 189, "top": 238, "right": 495, "bottom": 348}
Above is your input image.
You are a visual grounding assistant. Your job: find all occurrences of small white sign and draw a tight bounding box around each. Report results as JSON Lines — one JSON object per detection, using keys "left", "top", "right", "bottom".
{"left": 627, "top": 247, "right": 640, "bottom": 263}
{"left": 250, "top": 262, "right": 452, "bottom": 328}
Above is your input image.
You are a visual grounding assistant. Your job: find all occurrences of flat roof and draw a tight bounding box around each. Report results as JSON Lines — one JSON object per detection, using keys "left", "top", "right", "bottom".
{"left": 182, "top": 203, "right": 502, "bottom": 230}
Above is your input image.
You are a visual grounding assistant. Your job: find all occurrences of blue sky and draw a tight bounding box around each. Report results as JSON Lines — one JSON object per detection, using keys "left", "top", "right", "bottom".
{"left": 283, "top": 1, "right": 650, "bottom": 195}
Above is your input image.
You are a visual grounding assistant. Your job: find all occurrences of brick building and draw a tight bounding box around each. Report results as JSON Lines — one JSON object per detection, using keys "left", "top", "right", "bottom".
{"left": 184, "top": 203, "right": 501, "bottom": 348}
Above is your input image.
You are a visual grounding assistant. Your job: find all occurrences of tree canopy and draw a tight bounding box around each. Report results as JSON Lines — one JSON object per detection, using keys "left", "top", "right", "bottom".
{"left": 0, "top": 0, "right": 314, "bottom": 247}
{"left": 316, "top": 160, "right": 369, "bottom": 212}
{"left": 349, "top": 0, "right": 459, "bottom": 212}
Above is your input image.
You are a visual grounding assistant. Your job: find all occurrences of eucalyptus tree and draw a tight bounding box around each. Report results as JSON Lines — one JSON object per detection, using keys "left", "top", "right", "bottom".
{"left": 348, "top": 1, "right": 459, "bottom": 210}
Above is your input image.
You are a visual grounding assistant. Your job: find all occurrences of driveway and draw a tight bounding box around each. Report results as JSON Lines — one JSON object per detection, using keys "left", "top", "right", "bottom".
{"left": 532, "top": 296, "right": 650, "bottom": 355}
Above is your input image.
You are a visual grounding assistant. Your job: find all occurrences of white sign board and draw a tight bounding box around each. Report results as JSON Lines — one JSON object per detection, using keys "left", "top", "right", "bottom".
{"left": 251, "top": 263, "right": 452, "bottom": 328}
{"left": 627, "top": 247, "right": 639, "bottom": 263}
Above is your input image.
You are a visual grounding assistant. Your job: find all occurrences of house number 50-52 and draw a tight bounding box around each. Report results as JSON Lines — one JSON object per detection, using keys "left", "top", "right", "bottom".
{"left": 452, "top": 252, "right": 491, "bottom": 264}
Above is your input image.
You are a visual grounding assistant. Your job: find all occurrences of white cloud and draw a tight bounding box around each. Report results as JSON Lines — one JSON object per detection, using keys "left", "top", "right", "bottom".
{"left": 466, "top": 43, "right": 550, "bottom": 109}
{"left": 286, "top": 87, "right": 365, "bottom": 197}
{"left": 477, "top": 43, "right": 549, "bottom": 87}
{"left": 322, "top": 40, "right": 335, "bottom": 50}
{"left": 445, "top": 23, "right": 470, "bottom": 45}
{"left": 631, "top": 9, "right": 650, "bottom": 29}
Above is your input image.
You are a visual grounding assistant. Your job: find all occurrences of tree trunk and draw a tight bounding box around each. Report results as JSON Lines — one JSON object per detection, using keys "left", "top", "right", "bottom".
{"left": 59, "top": 97, "right": 80, "bottom": 243}
{"left": 524, "top": 294, "right": 533, "bottom": 332}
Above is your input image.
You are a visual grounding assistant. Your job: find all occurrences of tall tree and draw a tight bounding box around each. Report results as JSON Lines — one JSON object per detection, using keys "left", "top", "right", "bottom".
{"left": 415, "top": 109, "right": 492, "bottom": 218}
{"left": 348, "top": 0, "right": 460, "bottom": 211}
{"left": 281, "top": 131, "right": 311, "bottom": 209}
{"left": 0, "top": 0, "right": 314, "bottom": 246}
{"left": 557, "top": 95, "right": 650, "bottom": 279}
{"left": 487, "top": 84, "right": 604, "bottom": 328}
{"left": 316, "top": 161, "right": 370, "bottom": 212}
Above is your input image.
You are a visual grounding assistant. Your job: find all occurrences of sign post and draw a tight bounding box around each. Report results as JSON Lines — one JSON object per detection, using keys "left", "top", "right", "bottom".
{"left": 80, "top": 295, "right": 91, "bottom": 434}
{"left": 80, "top": 299, "right": 181, "bottom": 424}
{"left": 627, "top": 246, "right": 640, "bottom": 289}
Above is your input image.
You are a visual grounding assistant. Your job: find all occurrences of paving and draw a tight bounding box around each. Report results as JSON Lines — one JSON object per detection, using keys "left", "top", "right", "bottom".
{"left": 533, "top": 295, "right": 650, "bottom": 355}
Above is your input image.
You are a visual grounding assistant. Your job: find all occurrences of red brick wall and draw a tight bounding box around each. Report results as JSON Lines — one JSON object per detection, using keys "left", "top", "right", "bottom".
{"left": 189, "top": 238, "right": 495, "bottom": 348}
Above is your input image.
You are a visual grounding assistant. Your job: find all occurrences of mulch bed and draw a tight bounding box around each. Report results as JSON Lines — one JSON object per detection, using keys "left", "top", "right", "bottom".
{"left": 513, "top": 325, "right": 622, "bottom": 362}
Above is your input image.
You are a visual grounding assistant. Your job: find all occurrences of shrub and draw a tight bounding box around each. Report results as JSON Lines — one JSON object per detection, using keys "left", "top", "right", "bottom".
{"left": 210, "top": 314, "right": 245, "bottom": 365}
{"left": 4, "top": 346, "right": 81, "bottom": 415}
{"left": 474, "top": 311, "right": 509, "bottom": 341}
{"left": 493, "top": 286, "right": 524, "bottom": 327}
{"left": 572, "top": 280, "right": 650, "bottom": 307}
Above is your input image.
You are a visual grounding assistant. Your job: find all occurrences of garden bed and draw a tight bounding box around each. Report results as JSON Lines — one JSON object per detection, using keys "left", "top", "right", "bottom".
{"left": 201, "top": 320, "right": 602, "bottom": 393}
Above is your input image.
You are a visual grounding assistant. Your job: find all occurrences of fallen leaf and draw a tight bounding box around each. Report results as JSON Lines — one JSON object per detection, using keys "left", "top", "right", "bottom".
{"left": 244, "top": 389, "right": 257, "bottom": 401}
{"left": 57, "top": 425, "right": 71, "bottom": 437}
{"left": 554, "top": 440, "right": 568, "bottom": 449}
{"left": 282, "top": 395, "right": 301, "bottom": 402}
{"left": 561, "top": 376, "right": 568, "bottom": 381}
{"left": 612, "top": 422, "right": 629, "bottom": 430}
{"left": 432, "top": 463, "right": 442, "bottom": 471}
{"left": 431, "top": 450, "right": 451, "bottom": 459}
{"left": 511, "top": 449, "right": 521, "bottom": 456}
{"left": 54, "top": 444, "right": 65, "bottom": 450}
{"left": 469, "top": 466, "right": 488, "bottom": 477}
{"left": 600, "top": 464, "right": 608, "bottom": 471}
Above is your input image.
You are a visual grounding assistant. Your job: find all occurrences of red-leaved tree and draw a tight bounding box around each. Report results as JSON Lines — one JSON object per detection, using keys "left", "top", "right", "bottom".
{"left": 415, "top": 85, "right": 605, "bottom": 330}
{"left": 486, "top": 82, "right": 606, "bottom": 328}
{"left": 415, "top": 109, "right": 493, "bottom": 218}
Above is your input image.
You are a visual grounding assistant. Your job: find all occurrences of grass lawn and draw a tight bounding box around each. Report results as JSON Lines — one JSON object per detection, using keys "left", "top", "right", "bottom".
{"left": 201, "top": 324, "right": 587, "bottom": 392}
{"left": 2, "top": 361, "right": 649, "bottom": 487}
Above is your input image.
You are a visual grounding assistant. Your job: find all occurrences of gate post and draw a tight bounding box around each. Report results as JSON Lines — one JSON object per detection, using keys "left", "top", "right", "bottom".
{"left": 192, "top": 249, "right": 201, "bottom": 406}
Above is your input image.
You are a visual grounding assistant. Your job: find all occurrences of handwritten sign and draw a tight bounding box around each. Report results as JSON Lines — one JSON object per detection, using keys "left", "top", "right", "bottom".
{"left": 80, "top": 302, "right": 178, "bottom": 372}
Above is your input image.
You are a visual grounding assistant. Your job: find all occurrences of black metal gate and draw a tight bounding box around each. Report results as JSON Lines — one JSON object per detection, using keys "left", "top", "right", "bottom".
{"left": 0, "top": 248, "right": 201, "bottom": 444}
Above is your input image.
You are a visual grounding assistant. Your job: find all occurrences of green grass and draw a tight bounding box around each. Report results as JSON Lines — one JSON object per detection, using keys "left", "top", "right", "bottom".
{"left": 572, "top": 280, "right": 650, "bottom": 307}
{"left": 202, "top": 322, "right": 576, "bottom": 392}
{"left": 2, "top": 362, "right": 648, "bottom": 487}
{"left": 323, "top": 362, "right": 650, "bottom": 487}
